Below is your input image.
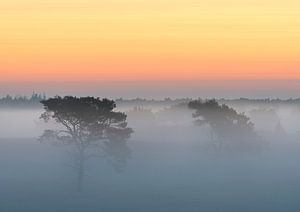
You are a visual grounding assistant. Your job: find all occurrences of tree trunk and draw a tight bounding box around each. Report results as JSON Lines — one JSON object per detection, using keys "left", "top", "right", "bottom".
{"left": 77, "top": 148, "right": 85, "bottom": 192}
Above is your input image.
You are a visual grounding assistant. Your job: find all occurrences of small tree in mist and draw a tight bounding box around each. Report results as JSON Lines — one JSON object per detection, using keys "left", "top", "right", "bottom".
{"left": 188, "top": 99, "right": 263, "bottom": 151}
{"left": 40, "top": 96, "right": 133, "bottom": 191}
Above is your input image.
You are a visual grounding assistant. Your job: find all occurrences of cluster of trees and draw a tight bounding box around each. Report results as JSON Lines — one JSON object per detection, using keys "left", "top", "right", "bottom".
{"left": 0, "top": 93, "right": 46, "bottom": 108}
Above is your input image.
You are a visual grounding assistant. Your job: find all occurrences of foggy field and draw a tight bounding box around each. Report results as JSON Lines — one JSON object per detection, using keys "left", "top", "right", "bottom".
{"left": 0, "top": 98, "right": 300, "bottom": 211}
{"left": 3, "top": 0, "right": 300, "bottom": 210}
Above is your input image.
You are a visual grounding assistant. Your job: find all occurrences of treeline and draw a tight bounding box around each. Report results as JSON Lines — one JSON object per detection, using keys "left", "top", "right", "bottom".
{"left": 1, "top": 94, "right": 300, "bottom": 109}
{"left": 116, "top": 97, "right": 300, "bottom": 111}
{"left": 115, "top": 98, "right": 191, "bottom": 110}
{"left": 220, "top": 98, "right": 300, "bottom": 105}
{"left": 0, "top": 93, "right": 46, "bottom": 108}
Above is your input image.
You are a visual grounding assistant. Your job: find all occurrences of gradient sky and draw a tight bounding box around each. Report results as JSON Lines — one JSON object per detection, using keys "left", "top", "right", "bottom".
{"left": 0, "top": 0, "right": 300, "bottom": 83}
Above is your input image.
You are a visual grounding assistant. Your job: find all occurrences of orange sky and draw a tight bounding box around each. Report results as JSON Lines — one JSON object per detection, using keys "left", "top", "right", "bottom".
{"left": 0, "top": 0, "right": 300, "bottom": 82}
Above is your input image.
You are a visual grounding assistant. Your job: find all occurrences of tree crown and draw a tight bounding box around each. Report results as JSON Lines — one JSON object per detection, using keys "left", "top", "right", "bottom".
{"left": 40, "top": 96, "right": 132, "bottom": 144}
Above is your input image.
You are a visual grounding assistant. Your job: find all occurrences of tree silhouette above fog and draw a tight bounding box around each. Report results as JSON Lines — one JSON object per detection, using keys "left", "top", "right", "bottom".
{"left": 40, "top": 96, "right": 133, "bottom": 191}
{"left": 188, "top": 99, "right": 263, "bottom": 151}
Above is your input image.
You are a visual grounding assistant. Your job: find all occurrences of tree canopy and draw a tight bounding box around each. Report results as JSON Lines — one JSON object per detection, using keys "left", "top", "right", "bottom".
{"left": 40, "top": 96, "right": 133, "bottom": 148}
{"left": 188, "top": 99, "right": 263, "bottom": 151}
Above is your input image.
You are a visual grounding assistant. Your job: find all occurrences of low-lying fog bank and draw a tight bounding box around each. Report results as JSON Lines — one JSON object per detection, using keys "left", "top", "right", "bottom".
{"left": 0, "top": 98, "right": 300, "bottom": 141}
{"left": 0, "top": 98, "right": 300, "bottom": 211}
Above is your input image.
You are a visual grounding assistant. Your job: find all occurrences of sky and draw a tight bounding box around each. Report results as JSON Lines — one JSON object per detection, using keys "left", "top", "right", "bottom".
{"left": 0, "top": 0, "right": 300, "bottom": 97}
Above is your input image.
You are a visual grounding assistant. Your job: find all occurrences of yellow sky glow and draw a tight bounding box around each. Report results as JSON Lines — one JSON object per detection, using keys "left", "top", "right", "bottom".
{"left": 0, "top": 0, "right": 300, "bottom": 81}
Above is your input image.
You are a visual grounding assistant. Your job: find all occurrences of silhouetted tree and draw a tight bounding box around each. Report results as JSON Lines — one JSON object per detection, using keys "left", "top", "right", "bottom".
{"left": 40, "top": 96, "right": 133, "bottom": 191}
{"left": 188, "top": 99, "right": 263, "bottom": 151}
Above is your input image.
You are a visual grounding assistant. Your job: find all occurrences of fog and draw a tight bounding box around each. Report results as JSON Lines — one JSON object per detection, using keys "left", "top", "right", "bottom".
{"left": 0, "top": 99, "right": 300, "bottom": 211}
